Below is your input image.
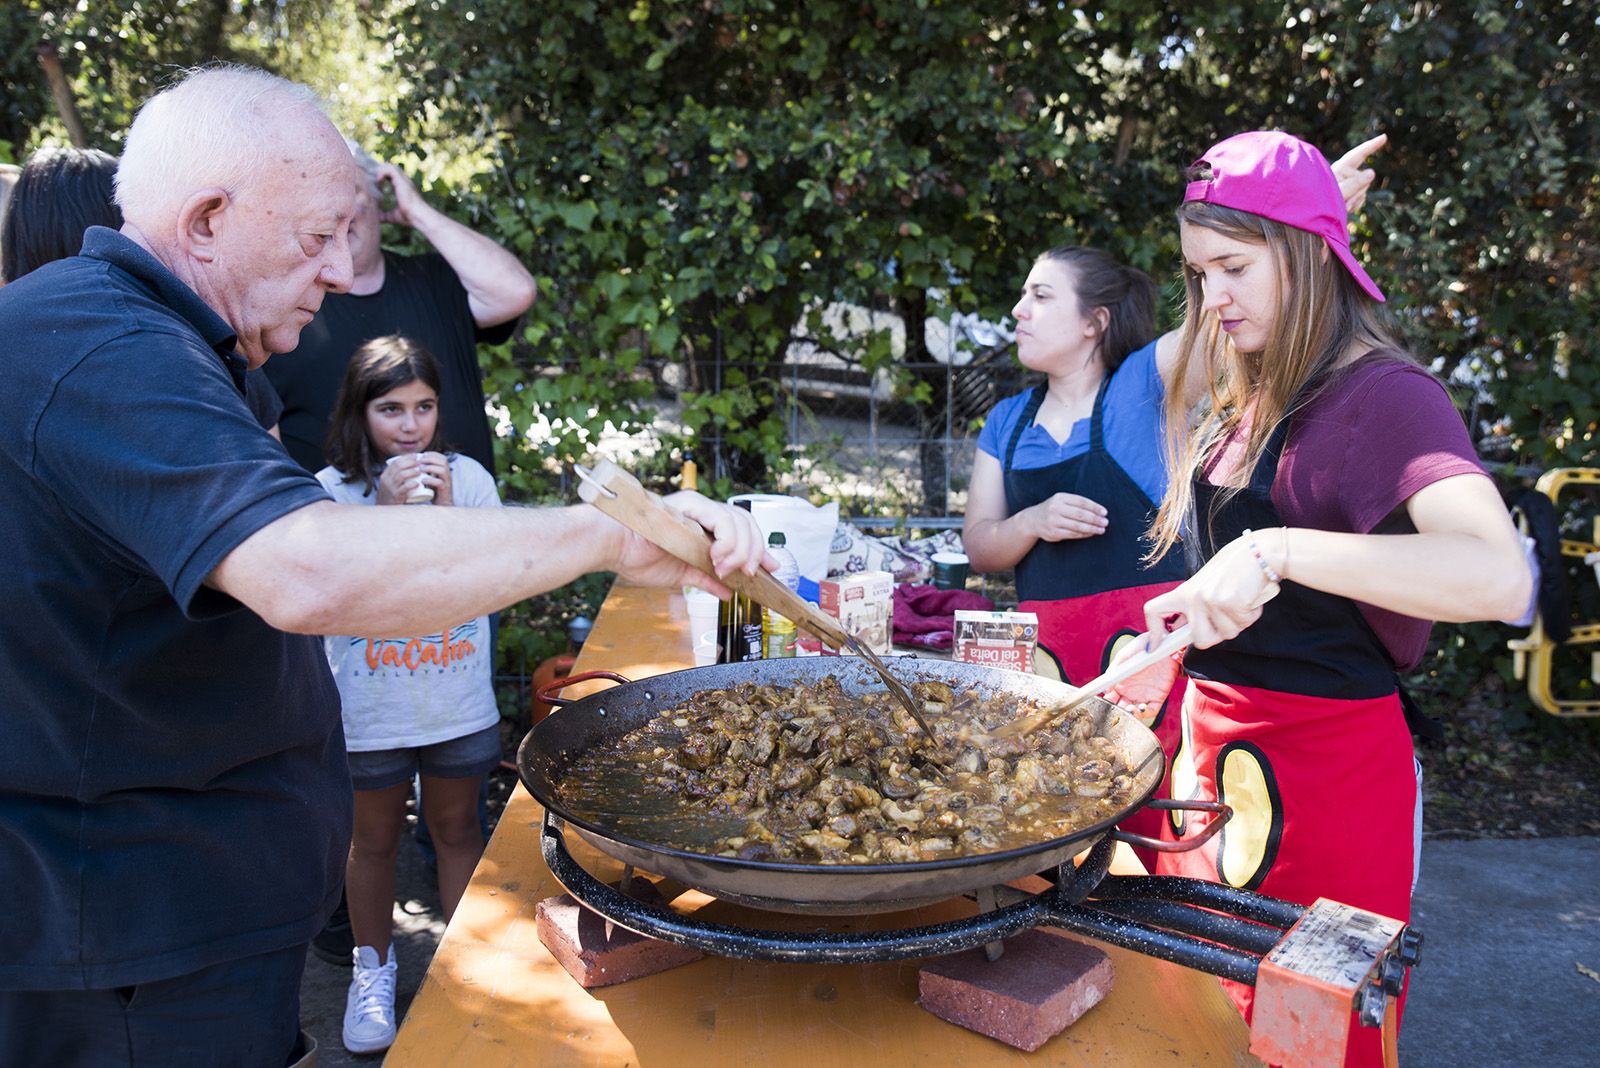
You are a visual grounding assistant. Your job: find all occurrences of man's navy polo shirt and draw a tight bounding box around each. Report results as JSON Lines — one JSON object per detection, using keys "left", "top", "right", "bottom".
{"left": 0, "top": 227, "right": 350, "bottom": 990}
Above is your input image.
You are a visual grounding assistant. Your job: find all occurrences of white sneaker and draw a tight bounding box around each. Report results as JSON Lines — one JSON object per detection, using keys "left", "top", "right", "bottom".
{"left": 342, "top": 943, "right": 399, "bottom": 1054}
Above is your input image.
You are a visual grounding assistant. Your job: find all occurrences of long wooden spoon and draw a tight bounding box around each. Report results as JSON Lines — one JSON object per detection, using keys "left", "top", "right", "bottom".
{"left": 978, "top": 624, "right": 1192, "bottom": 742}
{"left": 573, "top": 461, "right": 937, "bottom": 739}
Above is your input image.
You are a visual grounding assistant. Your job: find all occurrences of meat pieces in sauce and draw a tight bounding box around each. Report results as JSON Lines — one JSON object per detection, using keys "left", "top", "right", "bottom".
{"left": 559, "top": 676, "right": 1141, "bottom": 865}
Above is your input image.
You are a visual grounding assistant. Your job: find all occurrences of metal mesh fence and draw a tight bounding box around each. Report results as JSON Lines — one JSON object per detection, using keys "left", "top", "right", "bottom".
{"left": 689, "top": 303, "right": 1034, "bottom": 522}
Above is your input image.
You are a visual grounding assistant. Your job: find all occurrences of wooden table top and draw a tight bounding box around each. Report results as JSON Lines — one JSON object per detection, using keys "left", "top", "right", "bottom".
{"left": 386, "top": 583, "right": 1258, "bottom": 1067}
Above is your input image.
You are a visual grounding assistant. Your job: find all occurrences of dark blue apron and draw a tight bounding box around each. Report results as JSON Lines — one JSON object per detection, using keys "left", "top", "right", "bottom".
{"left": 1002, "top": 374, "right": 1188, "bottom": 863}
{"left": 1002, "top": 376, "right": 1187, "bottom": 686}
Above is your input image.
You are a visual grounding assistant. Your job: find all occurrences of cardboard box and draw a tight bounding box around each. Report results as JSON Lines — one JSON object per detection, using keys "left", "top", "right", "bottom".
{"left": 953, "top": 610, "right": 1039, "bottom": 674}
{"left": 819, "top": 571, "right": 894, "bottom": 656}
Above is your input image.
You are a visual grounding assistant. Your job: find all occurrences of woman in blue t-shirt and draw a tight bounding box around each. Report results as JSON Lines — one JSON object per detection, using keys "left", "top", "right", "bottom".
{"left": 964, "top": 246, "right": 1199, "bottom": 861}
{"left": 965, "top": 246, "right": 1192, "bottom": 696}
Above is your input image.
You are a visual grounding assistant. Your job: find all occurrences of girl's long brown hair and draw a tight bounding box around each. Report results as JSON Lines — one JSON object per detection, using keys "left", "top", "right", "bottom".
{"left": 1148, "top": 201, "right": 1410, "bottom": 560}
{"left": 324, "top": 334, "right": 448, "bottom": 495}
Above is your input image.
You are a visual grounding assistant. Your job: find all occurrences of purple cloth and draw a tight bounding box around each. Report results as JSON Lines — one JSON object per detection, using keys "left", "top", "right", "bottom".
{"left": 892, "top": 585, "right": 996, "bottom": 650}
{"left": 1208, "top": 357, "right": 1484, "bottom": 670}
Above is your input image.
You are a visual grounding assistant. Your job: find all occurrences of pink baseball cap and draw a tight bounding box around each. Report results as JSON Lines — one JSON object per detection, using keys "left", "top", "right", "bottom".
{"left": 1182, "top": 130, "right": 1385, "bottom": 303}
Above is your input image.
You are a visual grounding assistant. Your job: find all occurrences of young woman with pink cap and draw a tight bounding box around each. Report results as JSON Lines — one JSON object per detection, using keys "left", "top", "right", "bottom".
{"left": 1114, "top": 131, "right": 1530, "bottom": 1065}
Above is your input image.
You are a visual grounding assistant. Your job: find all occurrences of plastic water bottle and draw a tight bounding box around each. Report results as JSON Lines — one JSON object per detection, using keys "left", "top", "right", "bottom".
{"left": 762, "top": 532, "right": 801, "bottom": 658}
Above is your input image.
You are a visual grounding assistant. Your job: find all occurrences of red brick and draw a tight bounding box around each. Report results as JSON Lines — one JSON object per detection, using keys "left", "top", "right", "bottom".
{"left": 918, "top": 930, "right": 1114, "bottom": 1051}
{"left": 535, "top": 880, "right": 704, "bottom": 989}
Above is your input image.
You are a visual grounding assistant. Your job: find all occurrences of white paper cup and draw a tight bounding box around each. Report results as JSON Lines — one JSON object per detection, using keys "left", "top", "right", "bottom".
{"left": 386, "top": 455, "right": 433, "bottom": 503}
{"left": 683, "top": 587, "right": 721, "bottom": 664}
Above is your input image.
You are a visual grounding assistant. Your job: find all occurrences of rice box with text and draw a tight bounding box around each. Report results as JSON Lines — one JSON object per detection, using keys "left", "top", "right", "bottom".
{"left": 953, "top": 610, "right": 1038, "bottom": 674}
{"left": 818, "top": 571, "right": 894, "bottom": 656}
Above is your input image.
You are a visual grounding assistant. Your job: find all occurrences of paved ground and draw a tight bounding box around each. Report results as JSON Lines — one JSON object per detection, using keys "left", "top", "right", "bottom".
{"left": 298, "top": 811, "right": 444, "bottom": 1068}
{"left": 1399, "top": 836, "right": 1600, "bottom": 1067}
{"left": 300, "top": 829, "right": 1600, "bottom": 1066}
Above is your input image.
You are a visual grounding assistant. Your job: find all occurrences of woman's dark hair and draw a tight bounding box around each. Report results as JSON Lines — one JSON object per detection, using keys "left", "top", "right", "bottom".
{"left": 1, "top": 147, "right": 121, "bottom": 282}
{"left": 324, "top": 335, "right": 447, "bottom": 493}
{"left": 1037, "top": 245, "right": 1158, "bottom": 371}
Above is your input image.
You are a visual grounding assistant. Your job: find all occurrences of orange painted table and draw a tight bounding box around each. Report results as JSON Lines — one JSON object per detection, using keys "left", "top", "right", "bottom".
{"left": 387, "top": 583, "right": 1260, "bottom": 1067}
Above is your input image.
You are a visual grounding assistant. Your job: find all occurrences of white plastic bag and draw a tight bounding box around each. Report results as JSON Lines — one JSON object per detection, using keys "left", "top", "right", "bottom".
{"left": 729, "top": 494, "right": 839, "bottom": 584}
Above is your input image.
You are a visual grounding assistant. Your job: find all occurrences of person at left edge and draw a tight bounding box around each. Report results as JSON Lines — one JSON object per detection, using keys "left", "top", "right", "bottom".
{"left": 0, "top": 64, "right": 769, "bottom": 1068}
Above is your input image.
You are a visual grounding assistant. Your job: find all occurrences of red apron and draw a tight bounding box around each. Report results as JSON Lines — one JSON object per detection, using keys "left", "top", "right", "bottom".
{"left": 1002, "top": 376, "right": 1187, "bottom": 860}
{"left": 1158, "top": 409, "right": 1418, "bottom": 1068}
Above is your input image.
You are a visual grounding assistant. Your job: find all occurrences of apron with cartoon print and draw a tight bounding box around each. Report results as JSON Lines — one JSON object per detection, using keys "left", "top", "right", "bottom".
{"left": 1157, "top": 410, "right": 1417, "bottom": 1068}
{"left": 1003, "top": 378, "right": 1187, "bottom": 855}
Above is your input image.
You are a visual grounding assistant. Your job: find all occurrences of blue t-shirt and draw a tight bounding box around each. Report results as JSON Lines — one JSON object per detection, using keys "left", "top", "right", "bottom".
{"left": 0, "top": 227, "right": 349, "bottom": 990}
{"left": 977, "top": 340, "right": 1168, "bottom": 505}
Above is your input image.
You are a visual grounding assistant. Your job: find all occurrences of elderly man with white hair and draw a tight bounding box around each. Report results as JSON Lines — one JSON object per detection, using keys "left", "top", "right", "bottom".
{"left": 0, "top": 65, "right": 765, "bottom": 1068}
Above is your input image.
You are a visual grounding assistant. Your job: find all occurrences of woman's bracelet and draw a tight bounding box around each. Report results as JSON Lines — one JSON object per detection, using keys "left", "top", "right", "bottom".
{"left": 1241, "top": 528, "right": 1284, "bottom": 585}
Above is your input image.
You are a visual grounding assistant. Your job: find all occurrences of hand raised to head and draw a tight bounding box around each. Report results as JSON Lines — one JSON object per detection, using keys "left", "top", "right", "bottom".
{"left": 373, "top": 162, "right": 427, "bottom": 228}
{"left": 1332, "top": 133, "right": 1387, "bottom": 215}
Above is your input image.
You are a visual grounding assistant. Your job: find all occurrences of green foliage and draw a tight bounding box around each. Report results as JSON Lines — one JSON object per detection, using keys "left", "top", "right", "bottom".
{"left": 386, "top": 1, "right": 1155, "bottom": 502}
{"left": 0, "top": 6, "right": 50, "bottom": 153}
{"left": 1, "top": 1, "right": 385, "bottom": 154}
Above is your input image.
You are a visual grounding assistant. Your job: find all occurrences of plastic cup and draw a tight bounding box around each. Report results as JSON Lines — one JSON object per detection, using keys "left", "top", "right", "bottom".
{"left": 931, "top": 551, "right": 969, "bottom": 591}
{"left": 683, "top": 587, "right": 721, "bottom": 666}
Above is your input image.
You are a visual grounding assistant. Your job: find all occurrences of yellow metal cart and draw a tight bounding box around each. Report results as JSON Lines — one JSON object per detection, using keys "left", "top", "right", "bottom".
{"left": 1507, "top": 467, "right": 1600, "bottom": 716}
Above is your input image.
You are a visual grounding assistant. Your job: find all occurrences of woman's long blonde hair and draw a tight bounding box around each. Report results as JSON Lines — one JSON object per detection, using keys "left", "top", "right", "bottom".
{"left": 1147, "top": 200, "right": 1408, "bottom": 560}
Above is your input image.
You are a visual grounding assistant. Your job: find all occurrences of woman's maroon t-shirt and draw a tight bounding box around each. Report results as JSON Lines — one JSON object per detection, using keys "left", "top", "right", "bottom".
{"left": 1208, "top": 357, "right": 1485, "bottom": 670}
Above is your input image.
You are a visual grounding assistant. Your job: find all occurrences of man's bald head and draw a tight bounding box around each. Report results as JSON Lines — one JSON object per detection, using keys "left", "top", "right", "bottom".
{"left": 114, "top": 65, "right": 361, "bottom": 366}
{"left": 116, "top": 66, "right": 340, "bottom": 230}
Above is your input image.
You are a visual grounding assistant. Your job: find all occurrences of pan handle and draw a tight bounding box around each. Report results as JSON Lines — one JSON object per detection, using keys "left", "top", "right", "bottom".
{"left": 1111, "top": 798, "right": 1231, "bottom": 854}
{"left": 537, "top": 669, "right": 634, "bottom": 709}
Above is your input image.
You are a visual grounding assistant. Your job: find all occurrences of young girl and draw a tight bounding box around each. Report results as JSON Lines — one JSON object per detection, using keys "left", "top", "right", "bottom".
{"left": 315, "top": 334, "right": 504, "bottom": 1055}
{"left": 1117, "top": 131, "right": 1529, "bottom": 1066}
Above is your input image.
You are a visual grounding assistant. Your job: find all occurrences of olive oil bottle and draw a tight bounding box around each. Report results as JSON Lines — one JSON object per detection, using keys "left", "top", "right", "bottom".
{"left": 735, "top": 593, "right": 764, "bottom": 660}
{"left": 716, "top": 498, "right": 765, "bottom": 661}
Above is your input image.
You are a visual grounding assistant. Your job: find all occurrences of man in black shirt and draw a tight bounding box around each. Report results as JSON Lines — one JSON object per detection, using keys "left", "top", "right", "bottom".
{"left": 264, "top": 142, "right": 536, "bottom": 475}
{"left": 0, "top": 64, "right": 764, "bottom": 1068}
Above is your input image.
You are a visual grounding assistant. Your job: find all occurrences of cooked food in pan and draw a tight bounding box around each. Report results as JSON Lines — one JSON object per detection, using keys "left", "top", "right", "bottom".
{"left": 555, "top": 676, "right": 1142, "bottom": 865}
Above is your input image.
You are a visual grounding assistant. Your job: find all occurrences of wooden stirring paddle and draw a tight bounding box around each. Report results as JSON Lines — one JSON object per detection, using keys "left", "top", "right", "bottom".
{"left": 573, "top": 461, "right": 938, "bottom": 740}
{"left": 977, "top": 624, "right": 1192, "bottom": 742}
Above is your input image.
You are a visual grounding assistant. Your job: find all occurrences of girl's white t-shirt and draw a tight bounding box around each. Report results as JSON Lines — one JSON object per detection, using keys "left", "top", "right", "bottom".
{"left": 314, "top": 454, "right": 502, "bottom": 752}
